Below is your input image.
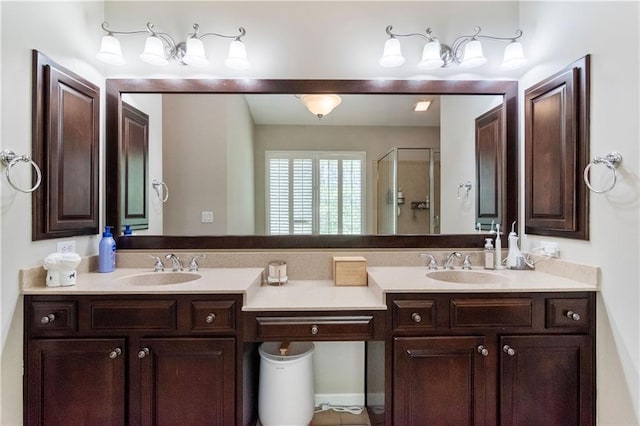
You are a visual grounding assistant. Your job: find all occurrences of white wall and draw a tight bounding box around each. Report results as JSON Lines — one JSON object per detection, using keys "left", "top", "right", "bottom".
{"left": 226, "top": 95, "right": 256, "bottom": 235}
{"left": 0, "top": 2, "right": 106, "bottom": 424}
{"left": 440, "top": 95, "right": 503, "bottom": 234}
{"left": 122, "top": 93, "right": 164, "bottom": 235}
{"left": 519, "top": 2, "right": 639, "bottom": 424}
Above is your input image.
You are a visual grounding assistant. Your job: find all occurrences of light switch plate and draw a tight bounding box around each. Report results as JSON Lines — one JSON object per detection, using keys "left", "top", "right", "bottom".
{"left": 201, "top": 211, "right": 214, "bottom": 223}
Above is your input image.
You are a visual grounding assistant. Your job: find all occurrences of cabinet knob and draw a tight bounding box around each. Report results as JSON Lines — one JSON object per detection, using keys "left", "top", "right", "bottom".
{"left": 109, "top": 348, "right": 122, "bottom": 359}
{"left": 138, "top": 347, "right": 150, "bottom": 359}
{"left": 566, "top": 310, "right": 581, "bottom": 321}
{"left": 310, "top": 325, "right": 319, "bottom": 335}
{"left": 40, "top": 313, "right": 56, "bottom": 324}
{"left": 477, "top": 345, "right": 489, "bottom": 357}
{"left": 411, "top": 312, "right": 422, "bottom": 323}
{"left": 503, "top": 345, "right": 516, "bottom": 356}
{"left": 205, "top": 313, "right": 217, "bottom": 323}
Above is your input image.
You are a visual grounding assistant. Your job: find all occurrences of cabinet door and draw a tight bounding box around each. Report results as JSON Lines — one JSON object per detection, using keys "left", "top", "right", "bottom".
{"left": 138, "top": 338, "right": 235, "bottom": 426}
{"left": 25, "top": 338, "right": 126, "bottom": 426}
{"left": 500, "top": 335, "right": 593, "bottom": 426}
{"left": 393, "top": 336, "right": 487, "bottom": 426}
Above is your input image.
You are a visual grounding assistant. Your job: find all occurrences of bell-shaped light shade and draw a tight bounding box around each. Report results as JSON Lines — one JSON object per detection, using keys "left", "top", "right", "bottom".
{"left": 417, "top": 40, "right": 444, "bottom": 70}
{"left": 182, "top": 38, "right": 209, "bottom": 67}
{"left": 460, "top": 39, "right": 488, "bottom": 68}
{"left": 379, "top": 38, "right": 405, "bottom": 67}
{"left": 224, "top": 40, "right": 250, "bottom": 70}
{"left": 502, "top": 41, "right": 527, "bottom": 69}
{"left": 300, "top": 94, "right": 342, "bottom": 118}
{"left": 96, "top": 35, "right": 125, "bottom": 65}
{"left": 139, "top": 36, "right": 168, "bottom": 66}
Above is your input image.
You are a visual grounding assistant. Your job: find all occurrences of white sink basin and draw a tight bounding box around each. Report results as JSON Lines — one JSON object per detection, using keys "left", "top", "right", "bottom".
{"left": 117, "top": 272, "right": 202, "bottom": 286}
{"left": 426, "top": 270, "right": 510, "bottom": 285}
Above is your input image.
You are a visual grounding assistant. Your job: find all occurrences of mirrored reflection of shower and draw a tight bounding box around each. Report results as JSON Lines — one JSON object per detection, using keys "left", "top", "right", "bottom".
{"left": 376, "top": 147, "right": 440, "bottom": 235}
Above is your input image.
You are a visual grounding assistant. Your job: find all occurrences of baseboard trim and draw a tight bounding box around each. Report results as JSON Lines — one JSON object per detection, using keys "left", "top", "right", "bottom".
{"left": 314, "top": 393, "right": 365, "bottom": 407}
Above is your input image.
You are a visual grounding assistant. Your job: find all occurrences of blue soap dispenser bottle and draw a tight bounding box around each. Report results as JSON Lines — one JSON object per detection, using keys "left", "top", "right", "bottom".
{"left": 98, "top": 226, "right": 116, "bottom": 273}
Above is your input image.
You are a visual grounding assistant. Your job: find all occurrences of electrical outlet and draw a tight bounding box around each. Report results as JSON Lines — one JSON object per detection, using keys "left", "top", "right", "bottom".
{"left": 201, "top": 211, "right": 214, "bottom": 223}
{"left": 57, "top": 240, "right": 76, "bottom": 253}
{"left": 540, "top": 241, "right": 559, "bottom": 258}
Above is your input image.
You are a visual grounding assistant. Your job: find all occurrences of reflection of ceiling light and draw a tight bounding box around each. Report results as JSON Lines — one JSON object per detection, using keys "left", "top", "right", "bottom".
{"left": 300, "top": 94, "right": 342, "bottom": 118}
{"left": 97, "top": 22, "right": 250, "bottom": 70}
{"left": 414, "top": 101, "right": 431, "bottom": 112}
{"left": 380, "top": 25, "right": 526, "bottom": 70}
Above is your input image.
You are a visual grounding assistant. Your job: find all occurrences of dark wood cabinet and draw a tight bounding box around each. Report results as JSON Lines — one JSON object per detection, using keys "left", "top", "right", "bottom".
{"left": 32, "top": 50, "right": 100, "bottom": 240}
{"left": 24, "top": 295, "right": 241, "bottom": 426}
{"left": 499, "top": 335, "right": 593, "bottom": 426}
{"left": 25, "top": 338, "right": 126, "bottom": 425}
{"left": 137, "top": 338, "right": 235, "bottom": 426}
{"left": 121, "top": 102, "right": 150, "bottom": 231}
{"left": 387, "top": 292, "right": 595, "bottom": 426}
{"left": 393, "top": 336, "right": 487, "bottom": 425}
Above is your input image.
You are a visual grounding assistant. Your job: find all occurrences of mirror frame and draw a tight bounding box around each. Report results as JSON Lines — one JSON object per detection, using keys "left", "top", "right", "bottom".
{"left": 106, "top": 79, "right": 518, "bottom": 250}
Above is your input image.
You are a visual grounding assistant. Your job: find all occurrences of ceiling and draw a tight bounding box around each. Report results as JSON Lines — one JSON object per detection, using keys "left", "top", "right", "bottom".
{"left": 245, "top": 94, "right": 441, "bottom": 127}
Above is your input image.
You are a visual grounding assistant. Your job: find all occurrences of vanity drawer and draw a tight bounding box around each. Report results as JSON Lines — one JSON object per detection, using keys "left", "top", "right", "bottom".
{"left": 546, "top": 298, "right": 590, "bottom": 330}
{"left": 255, "top": 315, "right": 375, "bottom": 340}
{"left": 89, "top": 299, "right": 177, "bottom": 330}
{"left": 392, "top": 300, "right": 436, "bottom": 332}
{"left": 191, "top": 300, "right": 236, "bottom": 332}
{"left": 29, "top": 301, "right": 77, "bottom": 335}
{"left": 450, "top": 298, "right": 533, "bottom": 328}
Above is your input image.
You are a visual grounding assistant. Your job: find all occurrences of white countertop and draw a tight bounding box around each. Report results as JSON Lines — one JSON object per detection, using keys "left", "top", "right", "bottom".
{"left": 22, "top": 266, "right": 597, "bottom": 311}
{"left": 367, "top": 266, "right": 598, "bottom": 293}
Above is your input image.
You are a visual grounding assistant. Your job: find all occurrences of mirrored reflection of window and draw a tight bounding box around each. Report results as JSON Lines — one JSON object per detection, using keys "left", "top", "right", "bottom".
{"left": 266, "top": 151, "right": 365, "bottom": 235}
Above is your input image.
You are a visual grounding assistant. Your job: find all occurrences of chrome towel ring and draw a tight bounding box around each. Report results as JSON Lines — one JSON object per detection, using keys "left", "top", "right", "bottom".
{"left": 152, "top": 179, "right": 169, "bottom": 203}
{"left": 0, "top": 149, "right": 42, "bottom": 193}
{"left": 583, "top": 151, "right": 623, "bottom": 194}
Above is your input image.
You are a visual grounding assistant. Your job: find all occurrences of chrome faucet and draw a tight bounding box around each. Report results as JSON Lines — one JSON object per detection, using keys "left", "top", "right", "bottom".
{"left": 148, "top": 255, "right": 164, "bottom": 272}
{"left": 444, "top": 251, "right": 462, "bottom": 269}
{"left": 420, "top": 253, "right": 439, "bottom": 270}
{"left": 187, "top": 254, "right": 206, "bottom": 272}
{"left": 462, "top": 254, "right": 473, "bottom": 270}
{"left": 165, "top": 253, "right": 183, "bottom": 271}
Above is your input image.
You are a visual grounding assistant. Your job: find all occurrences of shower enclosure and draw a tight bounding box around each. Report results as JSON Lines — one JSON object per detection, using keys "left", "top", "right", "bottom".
{"left": 376, "top": 148, "right": 440, "bottom": 235}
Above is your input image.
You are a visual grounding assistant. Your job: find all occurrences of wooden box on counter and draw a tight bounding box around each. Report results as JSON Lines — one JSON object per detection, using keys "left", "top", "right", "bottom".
{"left": 332, "top": 256, "right": 367, "bottom": 286}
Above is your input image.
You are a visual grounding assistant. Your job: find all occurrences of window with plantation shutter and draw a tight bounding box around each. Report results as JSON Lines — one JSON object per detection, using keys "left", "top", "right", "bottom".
{"left": 266, "top": 151, "right": 365, "bottom": 235}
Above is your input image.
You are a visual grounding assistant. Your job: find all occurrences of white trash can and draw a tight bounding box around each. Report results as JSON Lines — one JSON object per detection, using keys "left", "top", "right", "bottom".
{"left": 258, "top": 342, "right": 315, "bottom": 426}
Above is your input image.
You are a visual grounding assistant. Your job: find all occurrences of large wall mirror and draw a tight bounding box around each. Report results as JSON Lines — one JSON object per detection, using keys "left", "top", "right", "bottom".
{"left": 106, "top": 79, "right": 517, "bottom": 249}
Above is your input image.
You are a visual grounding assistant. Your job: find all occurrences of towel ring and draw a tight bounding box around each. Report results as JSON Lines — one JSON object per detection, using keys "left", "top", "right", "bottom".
{"left": 457, "top": 181, "right": 472, "bottom": 200}
{"left": 583, "top": 151, "right": 622, "bottom": 194}
{"left": 152, "top": 179, "right": 169, "bottom": 203}
{"left": 0, "top": 149, "right": 42, "bottom": 193}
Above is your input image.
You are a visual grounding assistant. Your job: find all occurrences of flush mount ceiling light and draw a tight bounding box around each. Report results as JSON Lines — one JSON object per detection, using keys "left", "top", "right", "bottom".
{"left": 414, "top": 100, "right": 432, "bottom": 112}
{"left": 300, "top": 94, "right": 342, "bottom": 118}
{"left": 379, "top": 25, "right": 526, "bottom": 70}
{"left": 96, "top": 21, "right": 250, "bottom": 70}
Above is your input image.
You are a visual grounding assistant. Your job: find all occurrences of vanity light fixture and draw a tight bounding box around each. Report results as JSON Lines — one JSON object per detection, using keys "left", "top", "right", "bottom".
{"left": 300, "top": 94, "right": 342, "bottom": 118}
{"left": 379, "top": 25, "right": 526, "bottom": 70}
{"left": 96, "top": 21, "right": 250, "bottom": 70}
{"left": 414, "top": 100, "right": 432, "bottom": 112}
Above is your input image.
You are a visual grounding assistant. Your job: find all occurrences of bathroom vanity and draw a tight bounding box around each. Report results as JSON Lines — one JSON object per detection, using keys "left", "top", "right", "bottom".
{"left": 22, "top": 266, "right": 596, "bottom": 426}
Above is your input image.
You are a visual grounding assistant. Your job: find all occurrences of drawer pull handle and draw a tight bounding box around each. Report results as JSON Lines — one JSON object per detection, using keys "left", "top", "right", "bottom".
{"left": 566, "top": 310, "right": 581, "bottom": 321}
{"left": 138, "top": 347, "right": 150, "bottom": 359}
{"left": 310, "top": 325, "right": 319, "bottom": 335}
{"left": 109, "top": 348, "right": 122, "bottom": 359}
{"left": 411, "top": 312, "right": 422, "bottom": 323}
{"left": 40, "top": 314, "right": 56, "bottom": 324}
{"left": 205, "top": 313, "right": 217, "bottom": 323}
{"left": 503, "top": 345, "right": 516, "bottom": 356}
{"left": 477, "top": 345, "right": 489, "bottom": 357}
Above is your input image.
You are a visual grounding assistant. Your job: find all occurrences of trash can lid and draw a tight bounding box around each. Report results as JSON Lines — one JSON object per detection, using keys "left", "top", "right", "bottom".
{"left": 259, "top": 342, "right": 314, "bottom": 361}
